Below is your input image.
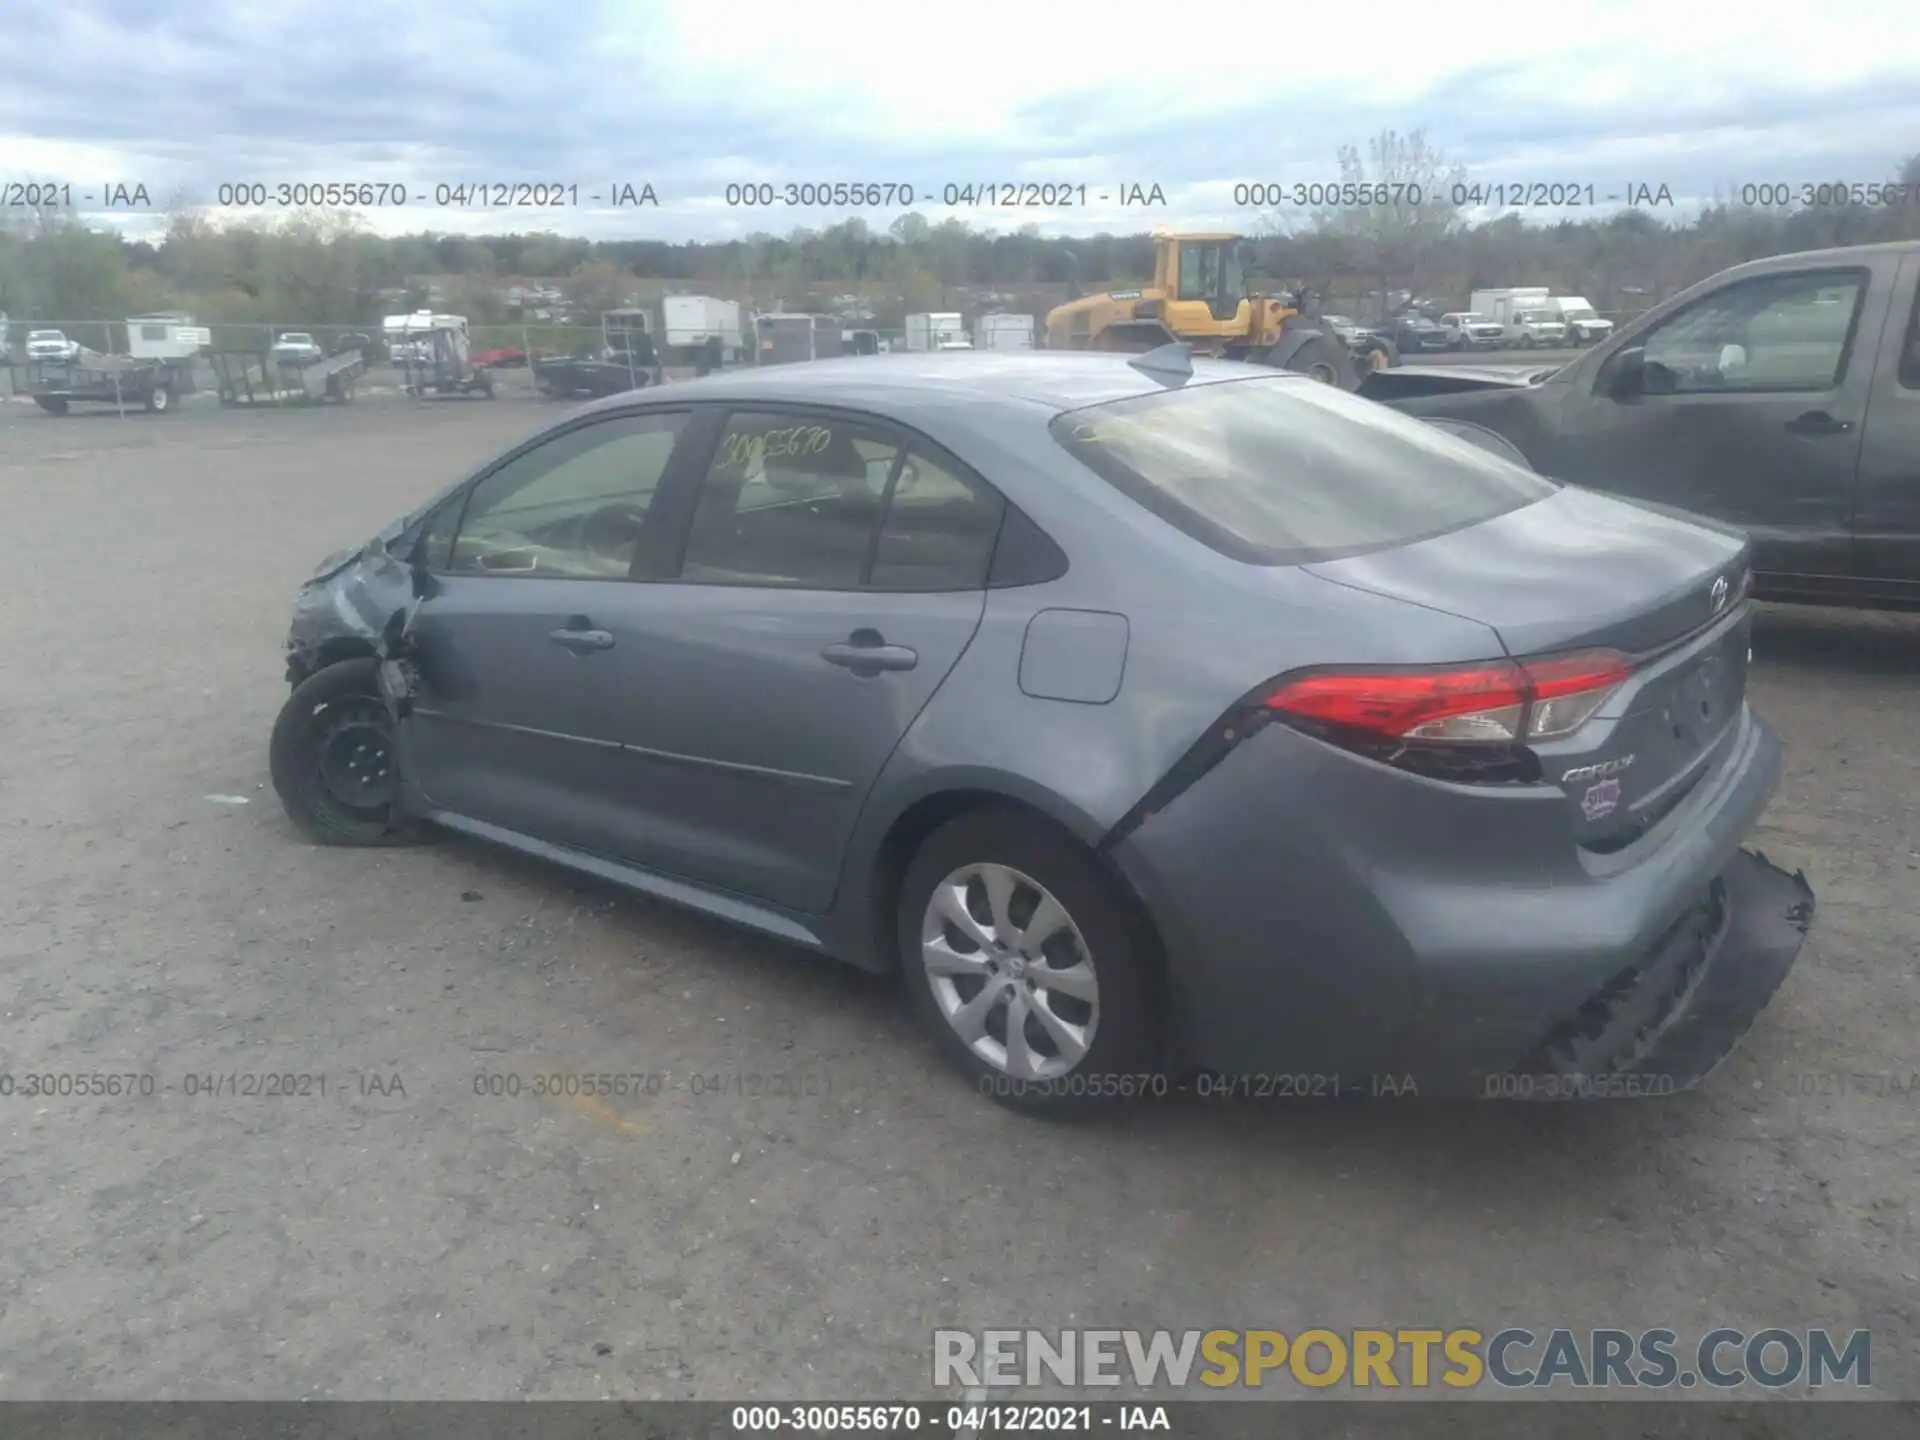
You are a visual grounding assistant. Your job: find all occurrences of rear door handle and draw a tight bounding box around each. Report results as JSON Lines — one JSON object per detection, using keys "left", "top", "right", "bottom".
{"left": 822, "top": 630, "right": 918, "bottom": 674}
{"left": 549, "top": 618, "right": 614, "bottom": 653}
{"left": 1784, "top": 411, "right": 1853, "bottom": 436}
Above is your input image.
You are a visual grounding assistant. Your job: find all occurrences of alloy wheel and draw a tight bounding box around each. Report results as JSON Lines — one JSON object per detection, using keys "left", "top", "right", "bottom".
{"left": 920, "top": 863, "right": 1099, "bottom": 1080}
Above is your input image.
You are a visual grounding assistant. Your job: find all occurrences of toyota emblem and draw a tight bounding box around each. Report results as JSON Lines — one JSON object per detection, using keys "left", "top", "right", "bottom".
{"left": 1710, "top": 575, "right": 1729, "bottom": 613}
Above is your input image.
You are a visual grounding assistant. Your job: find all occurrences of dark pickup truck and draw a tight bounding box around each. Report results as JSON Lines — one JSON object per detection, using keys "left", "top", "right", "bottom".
{"left": 1361, "top": 240, "right": 1920, "bottom": 613}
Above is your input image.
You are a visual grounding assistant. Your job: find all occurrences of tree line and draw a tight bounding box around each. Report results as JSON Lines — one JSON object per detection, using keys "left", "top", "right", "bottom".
{"left": 4, "top": 133, "right": 1916, "bottom": 328}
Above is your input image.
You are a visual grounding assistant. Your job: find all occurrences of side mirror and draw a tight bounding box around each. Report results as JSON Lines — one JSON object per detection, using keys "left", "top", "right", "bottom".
{"left": 1603, "top": 346, "right": 1646, "bottom": 399}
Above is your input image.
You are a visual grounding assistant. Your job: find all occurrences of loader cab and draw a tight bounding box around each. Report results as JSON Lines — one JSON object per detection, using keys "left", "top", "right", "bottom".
{"left": 1160, "top": 234, "right": 1248, "bottom": 329}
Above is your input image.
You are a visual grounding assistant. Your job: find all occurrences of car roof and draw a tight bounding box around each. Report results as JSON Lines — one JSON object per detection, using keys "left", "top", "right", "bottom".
{"left": 572, "top": 350, "right": 1310, "bottom": 425}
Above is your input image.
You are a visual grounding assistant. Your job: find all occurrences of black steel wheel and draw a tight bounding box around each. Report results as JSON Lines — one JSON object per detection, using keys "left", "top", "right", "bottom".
{"left": 269, "top": 658, "right": 420, "bottom": 847}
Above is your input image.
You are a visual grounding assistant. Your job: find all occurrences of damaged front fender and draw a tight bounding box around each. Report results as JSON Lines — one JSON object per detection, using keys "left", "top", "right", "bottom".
{"left": 376, "top": 596, "right": 425, "bottom": 724}
{"left": 284, "top": 535, "right": 434, "bottom": 686}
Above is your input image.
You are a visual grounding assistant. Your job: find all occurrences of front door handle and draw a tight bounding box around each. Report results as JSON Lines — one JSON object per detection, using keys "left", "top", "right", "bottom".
{"left": 549, "top": 618, "right": 615, "bottom": 653}
{"left": 1784, "top": 411, "right": 1853, "bottom": 436}
{"left": 822, "top": 629, "right": 918, "bottom": 675}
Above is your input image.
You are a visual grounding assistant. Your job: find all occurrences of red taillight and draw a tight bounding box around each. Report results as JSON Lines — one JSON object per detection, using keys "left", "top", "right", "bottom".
{"left": 1261, "top": 649, "right": 1632, "bottom": 745}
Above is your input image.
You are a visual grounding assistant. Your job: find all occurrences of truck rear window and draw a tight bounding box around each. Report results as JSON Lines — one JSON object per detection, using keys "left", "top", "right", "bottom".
{"left": 1049, "top": 375, "right": 1556, "bottom": 565}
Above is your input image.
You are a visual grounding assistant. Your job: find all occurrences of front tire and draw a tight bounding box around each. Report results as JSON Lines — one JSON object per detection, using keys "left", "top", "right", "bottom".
{"left": 1264, "top": 332, "right": 1360, "bottom": 389}
{"left": 269, "top": 657, "right": 419, "bottom": 847}
{"left": 898, "top": 808, "right": 1163, "bottom": 1115}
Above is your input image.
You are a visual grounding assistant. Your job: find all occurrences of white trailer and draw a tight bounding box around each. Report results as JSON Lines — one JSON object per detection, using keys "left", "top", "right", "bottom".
{"left": 904, "top": 312, "right": 970, "bottom": 352}
{"left": 383, "top": 310, "right": 468, "bottom": 362}
{"left": 662, "top": 295, "right": 744, "bottom": 361}
{"left": 126, "top": 316, "right": 212, "bottom": 360}
{"left": 973, "top": 313, "right": 1034, "bottom": 351}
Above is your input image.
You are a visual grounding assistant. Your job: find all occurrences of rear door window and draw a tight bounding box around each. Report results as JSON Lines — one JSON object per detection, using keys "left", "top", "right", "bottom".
{"left": 1051, "top": 375, "right": 1555, "bottom": 565}
{"left": 869, "top": 450, "right": 1006, "bottom": 590}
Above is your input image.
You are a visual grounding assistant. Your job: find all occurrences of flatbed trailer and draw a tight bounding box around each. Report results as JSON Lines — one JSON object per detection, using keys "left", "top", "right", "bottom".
{"left": 25, "top": 355, "right": 195, "bottom": 415}
{"left": 211, "top": 348, "right": 363, "bottom": 406}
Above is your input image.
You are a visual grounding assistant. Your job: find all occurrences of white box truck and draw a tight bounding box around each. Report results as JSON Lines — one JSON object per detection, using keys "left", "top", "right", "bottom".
{"left": 904, "top": 313, "right": 971, "bottom": 351}
{"left": 1470, "top": 288, "right": 1566, "bottom": 348}
{"left": 973, "top": 313, "right": 1034, "bottom": 350}
{"left": 662, "top": 295, "right": 745, "bottom": 361}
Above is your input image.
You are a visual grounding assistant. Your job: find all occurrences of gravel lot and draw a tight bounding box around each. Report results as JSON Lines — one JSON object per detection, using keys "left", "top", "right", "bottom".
{"left": 0, "top": 395, "right": 1915, "bottom": 1402}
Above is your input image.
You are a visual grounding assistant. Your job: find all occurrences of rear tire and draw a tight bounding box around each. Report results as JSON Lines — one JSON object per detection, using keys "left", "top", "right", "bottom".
{"left": 269, "top": 658, "right": 421, "bottom": 847}
{"left": 898, "top": 807, "right": 1164, "bottom": 1116}
{"left": 145, "top": 384, "right": 172, "bottom": 413}
{"left": 34, "top": 396, "right": 69, "bottom": 416}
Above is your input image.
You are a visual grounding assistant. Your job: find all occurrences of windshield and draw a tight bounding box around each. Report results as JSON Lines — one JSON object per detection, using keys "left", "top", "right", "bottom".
{"left": 1560, "top": 304, "right": 1597, "bottom": 319}
{"left": 1049, "top": 375, "right": 1555, "bottom": 566}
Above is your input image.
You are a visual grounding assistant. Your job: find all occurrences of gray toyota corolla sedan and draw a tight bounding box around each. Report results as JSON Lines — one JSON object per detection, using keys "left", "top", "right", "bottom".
{"left": 274, "top": 349, "right": 1815, "bottom": 1113}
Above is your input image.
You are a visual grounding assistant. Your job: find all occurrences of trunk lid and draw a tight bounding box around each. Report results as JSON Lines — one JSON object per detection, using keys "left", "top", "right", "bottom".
{"left": 1305, "top": 485, "right": 1754, "bottom": 846}
{"left": 1304, "top": 485, "right": 1748, "bottom": 657}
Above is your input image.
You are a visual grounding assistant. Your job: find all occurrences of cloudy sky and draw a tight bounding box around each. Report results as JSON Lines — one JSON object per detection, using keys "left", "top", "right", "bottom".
{"left": 6, "top": 0, "right": 1920, "bottom": 242}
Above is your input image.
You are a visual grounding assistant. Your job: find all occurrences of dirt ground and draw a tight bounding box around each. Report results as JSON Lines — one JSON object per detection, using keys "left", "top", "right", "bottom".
{"left": 0, "top": 393, "right": 1914, "bottom": 1402}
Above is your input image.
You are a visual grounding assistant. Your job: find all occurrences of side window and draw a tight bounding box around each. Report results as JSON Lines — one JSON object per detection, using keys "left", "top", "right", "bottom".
{"left": 446, "top": 411, "right": 688, "bottom": 580}
{"left": 681, "top": 411, "right": 901, "bottom": 587}
{"left": 1640, "top": 270, "right": 1866, "bottom": 395}
{"left": 1900, "top": 280, "right": 1920, "bottom": 390}
{"left": 1176, "top": 246, "right": 1217, "bottom": 302}
{"left": 869, "top": 450, "right": 1006, "bottom": 590}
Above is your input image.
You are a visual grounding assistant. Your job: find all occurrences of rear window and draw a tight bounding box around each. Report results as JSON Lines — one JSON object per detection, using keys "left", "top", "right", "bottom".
{"left": 1049, "top": 375, "right": 1556, "bottom": 565}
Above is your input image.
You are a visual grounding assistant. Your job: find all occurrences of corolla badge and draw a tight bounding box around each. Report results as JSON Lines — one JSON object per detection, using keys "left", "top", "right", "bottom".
{"left": 1710, "top": 575, "right": 1729, "bottom": 613}
{"left": 1562, "top": 754, "right": 1635, "bottom": 783}
{"left": 1581, "top": 777, "right": 1623, "bottom": 821}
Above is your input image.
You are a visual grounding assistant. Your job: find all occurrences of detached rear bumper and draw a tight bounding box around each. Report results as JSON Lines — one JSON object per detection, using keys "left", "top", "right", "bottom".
{"left": 1108, "top": 708, "right": 1815, "bottom": 1098}
{"left": 1492, "top": 847, "right": 1813, "bottom": 1098}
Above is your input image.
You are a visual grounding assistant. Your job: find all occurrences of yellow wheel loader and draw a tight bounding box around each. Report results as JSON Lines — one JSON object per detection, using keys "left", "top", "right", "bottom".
{"left": 1043, "top": 230, "right": 1360, "bottom": 388}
